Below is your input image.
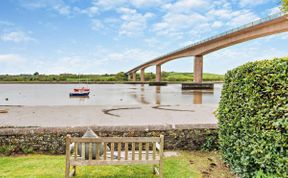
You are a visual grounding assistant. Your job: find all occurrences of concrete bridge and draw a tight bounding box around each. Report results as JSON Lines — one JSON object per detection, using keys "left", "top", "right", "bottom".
{"left": 126, "top": 12, "right": 288, "bottom": 83}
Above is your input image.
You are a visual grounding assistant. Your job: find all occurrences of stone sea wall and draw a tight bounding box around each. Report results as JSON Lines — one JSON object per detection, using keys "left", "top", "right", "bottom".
{"left": 0, "top": 124, "right": 218, "bottom": 154}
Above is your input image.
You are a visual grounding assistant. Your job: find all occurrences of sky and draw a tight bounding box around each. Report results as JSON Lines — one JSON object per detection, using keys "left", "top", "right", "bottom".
{"left": 0, "top": 0, "right": 287, "bottom": 75}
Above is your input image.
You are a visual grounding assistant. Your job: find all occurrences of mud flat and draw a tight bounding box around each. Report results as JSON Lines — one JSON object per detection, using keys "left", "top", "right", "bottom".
{"left": 0, "top": 104, "right": 218, "bottom": 128}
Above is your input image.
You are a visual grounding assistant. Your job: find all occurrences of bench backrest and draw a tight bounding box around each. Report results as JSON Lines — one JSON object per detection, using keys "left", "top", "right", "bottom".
{"left": 66, "top": 135, "right": 164, "bottom": 165}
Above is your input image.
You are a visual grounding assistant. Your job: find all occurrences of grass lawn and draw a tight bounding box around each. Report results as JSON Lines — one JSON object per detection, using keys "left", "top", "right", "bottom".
{"left": 0, "top": 151, "right": 233, "bottom": 178}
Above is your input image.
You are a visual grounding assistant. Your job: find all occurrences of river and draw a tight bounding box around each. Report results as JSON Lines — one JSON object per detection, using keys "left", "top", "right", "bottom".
{"left": 0, "top": 84, "right": 222, "bottom": 106}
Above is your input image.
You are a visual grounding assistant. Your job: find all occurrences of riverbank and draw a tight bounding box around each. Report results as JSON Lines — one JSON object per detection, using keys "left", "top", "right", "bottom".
{"left": 0, "top": 104, "right": 217, "bottom": 128}
{"left": 0, "top": 72, "right": 224, "bottom": 83}
{"left": 0, "top": 81, "right": 224, "bottom": 84}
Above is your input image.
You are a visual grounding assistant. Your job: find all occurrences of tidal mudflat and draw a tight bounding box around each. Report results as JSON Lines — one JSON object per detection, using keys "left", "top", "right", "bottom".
{"left": 0, "top": 84, "right": 221, "bottom": 128}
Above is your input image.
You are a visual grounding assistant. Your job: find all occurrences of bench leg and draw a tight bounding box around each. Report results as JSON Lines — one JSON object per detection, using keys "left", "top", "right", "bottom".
{"left": 159, "top": 162, "right": 163, "bottom": 178}
{"left": 73, "top": 166, "right": 76, "bottom": 176}
{"left": 65, "top": 161, "right": 70, "bottom": 178}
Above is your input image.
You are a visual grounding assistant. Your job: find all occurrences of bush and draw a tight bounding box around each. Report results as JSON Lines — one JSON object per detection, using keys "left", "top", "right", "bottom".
{"left": 217, "top": 57, "right": 288, "bottom": 177}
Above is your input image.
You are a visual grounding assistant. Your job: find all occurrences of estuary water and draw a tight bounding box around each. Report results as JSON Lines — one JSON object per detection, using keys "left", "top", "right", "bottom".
{"left": 0, "top": 84, "right": 222, "bottom": 106}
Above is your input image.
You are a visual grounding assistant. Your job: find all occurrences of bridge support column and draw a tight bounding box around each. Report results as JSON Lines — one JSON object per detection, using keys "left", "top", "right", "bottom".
{"left": 132, "top": 72, "right": 136, "bottom": 81}
{"left": 128, "top": 73, "right": 132, "bottom": 80}
{"left": 194, "top": 55, "right": 203, "bottom": 83}
{"left": 156, "top": 64, "right": 161, "bottom": 82}
{"left": 140, "top": 69, "right": 145, "bottom": 82}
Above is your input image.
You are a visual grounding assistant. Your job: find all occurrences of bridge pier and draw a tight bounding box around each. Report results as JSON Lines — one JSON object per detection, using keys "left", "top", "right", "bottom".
{"left": 194, "top": 55, "right": 203, "bottom": 83}
{"left": 156, "top": 64, "right": 161, "bottom": 82}
{"left": 140, "top": 69, "right": 145, "bottom": 82}
{"left": 132, "top": 72, "right": 136, "bottom": 81}
{"left": 128, "top": 73, "right": 132, "bottom": 80}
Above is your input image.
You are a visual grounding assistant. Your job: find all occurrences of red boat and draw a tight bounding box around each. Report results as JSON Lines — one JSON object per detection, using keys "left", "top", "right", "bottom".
{"left": 73, "top": 87, "right": 90, "bottom": 92}
{"left": 70, "top": 87, "right": 90, "bottom": 97}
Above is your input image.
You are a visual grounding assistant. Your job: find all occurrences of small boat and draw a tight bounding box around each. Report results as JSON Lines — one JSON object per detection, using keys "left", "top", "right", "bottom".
{"left": 73, "top": 87, "right": 90, "bottom": 92}
{"left": 70, "top": 87, "right": 90, "bottom": 97}
{"left": 69, "top": 91, "right": 90, "bottom": 97}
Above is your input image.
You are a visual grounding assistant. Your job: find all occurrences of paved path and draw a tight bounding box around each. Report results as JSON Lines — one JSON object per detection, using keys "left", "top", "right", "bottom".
{"left": 0, "top": 104, "right": 217, "bottom": 128}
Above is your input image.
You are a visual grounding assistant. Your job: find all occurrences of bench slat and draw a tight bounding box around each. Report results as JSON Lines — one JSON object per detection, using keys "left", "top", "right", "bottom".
{"left": 139, "top": 143, "right": 142, "bottom": 160}
{"left": 103, "top": 143, "right": 107, "bottom": 160}
{"left": 132, "top": 143, "right": 135, "bottom": 160}
{"left": 111, "top": 143, "right": 114, "bottom": 160}
{"left": 145, "top": 143, "right": 149, "bottom": 160}
{"left": 89, "top": 143, "right": 92, "bottom": 161}
{"left": 70, "top": 160, "right": 160, "bottom": 166}
{"left": 125, "top": 143, "right": 128, "bottom": 160}
{"left": 96, "top": 143, "right": 100, "bottom": 160}
{"left": 81, "top": 144, "right": 85, "bottom": 160}
{"left": 117, "top": 143, "right": 121, "bottom": 160}
{"left": 74, "top": 142, "right": 78, "bottom": 160}
{"left": 71, "top": 151, "right": 160, "bottom": 161}
{"left": 153, "top": 142, "right": 156, "bottom": 160}
{"left": 71, "top": 137, "right": 160, "bottom": 143}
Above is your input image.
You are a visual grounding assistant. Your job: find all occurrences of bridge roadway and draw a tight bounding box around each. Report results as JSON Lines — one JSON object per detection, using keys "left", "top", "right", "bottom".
{"left": 126, "top": 13, "right": 288, "bottom": 83}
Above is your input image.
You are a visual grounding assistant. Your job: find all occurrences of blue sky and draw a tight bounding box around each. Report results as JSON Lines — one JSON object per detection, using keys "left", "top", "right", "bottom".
{"left": 0, "top": 0, "right": 287, "bottom": 74}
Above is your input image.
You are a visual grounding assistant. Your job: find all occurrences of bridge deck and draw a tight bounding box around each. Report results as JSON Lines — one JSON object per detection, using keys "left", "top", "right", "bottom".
{"left": 127, "top": 12, "right": 287, "bottom": 74}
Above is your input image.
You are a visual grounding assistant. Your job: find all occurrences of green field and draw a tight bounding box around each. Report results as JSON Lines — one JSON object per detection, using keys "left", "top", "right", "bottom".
{"left": 0, "top": 72, "right": 224, "bottom": 83}
{"left": 0, "top": 151, "right": 233, "bottom": 177}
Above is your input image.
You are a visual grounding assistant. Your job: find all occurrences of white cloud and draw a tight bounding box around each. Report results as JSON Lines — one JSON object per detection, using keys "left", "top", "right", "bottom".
{"left": 18, "top": 0, "right": 72, "bottom": 16}
{"left": 227, "top": 11, "right": 259, "bottom": 27}
{"left": 153, "top": 11, "right": 207, "bottom": 38}
{"left": 0, "top": 54, "right": 25, "bottom": 64}
{"left": 130, "top": 0, "right": 167, "bottom": 8}
{"left": 91, "top": 19, "right": 104, "bottom": 31}
{"left": 92, "top": 0, "right": 168, "bottom": 10}
{"left": 207, "top": 9, "right": 233, "bottom": 20}
{"left": 239, "top": 0, "right": 268, "bottom": 7}
{"left": 267, "top": 7, "right": 281, "bottom": 15}
{"left": 53, "top": 4, "right": 71, "bottom": 15}
{"left": 162, "top": 0, "right": 208, "bottom": 13}
{"left": 118, "top": 8, "right": 154, "bottom": 36}
{"left": 0, "top": 31, "right": 34, "bottom": 43}
{"left": 211, "top": 21, "right": 224, "bottom": 28}
{"left": 93, "top": 0, "right": 126, "bottom": 10}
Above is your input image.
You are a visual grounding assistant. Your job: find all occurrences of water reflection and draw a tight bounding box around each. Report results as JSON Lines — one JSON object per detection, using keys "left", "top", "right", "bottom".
{"left": 0, "top": 84, "right": 221, "bottom": 106}
{"left": 182, "top": 89, "right": 214, "bottom": 104}
{"left": 69, "top": 95, "right": 90, "bottom": 104}
{"left": 131, "top": 85, "right": 217, "bottom": 105}
{"left": 193, "top": 91, "right": 202, "bottom": 104}
{"left": 140, "top": 84, "right": 149, "bottom": 104}
{"left": 155, "top": 86, "right": 161, "bottom": 105}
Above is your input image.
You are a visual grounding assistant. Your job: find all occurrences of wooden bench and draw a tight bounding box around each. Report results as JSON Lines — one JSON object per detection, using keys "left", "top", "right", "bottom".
{"left": 65, "top": 134, "right": 164, "bottom": 178}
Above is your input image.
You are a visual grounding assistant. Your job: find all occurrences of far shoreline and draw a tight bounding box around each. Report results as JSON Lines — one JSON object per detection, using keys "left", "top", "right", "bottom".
{"left": 0, "top": 81, "right": 224, "bottom": 84}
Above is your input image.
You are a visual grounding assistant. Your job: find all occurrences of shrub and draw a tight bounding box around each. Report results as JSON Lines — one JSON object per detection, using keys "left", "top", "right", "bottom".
{"left": 217, "top": 57, "right": 288, "bottom": 177}
{"left": 0, "top": 145, "right": 17, "bottom": 155}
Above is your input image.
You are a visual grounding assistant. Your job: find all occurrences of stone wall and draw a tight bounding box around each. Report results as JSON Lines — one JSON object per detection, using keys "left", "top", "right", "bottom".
{"left": 0, "top": 124, "right": 218, "bottom": 154}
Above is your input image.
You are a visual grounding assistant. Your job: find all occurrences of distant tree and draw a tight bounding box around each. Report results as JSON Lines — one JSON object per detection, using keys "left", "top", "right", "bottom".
{"left": 282, "top": 0, "right": 288, "bottom": 12}
{"left": 115, "top": 72, "right": 127, "bottom": 81}
{"left": 33, "top": 72, "right": 39, "bottom": 76}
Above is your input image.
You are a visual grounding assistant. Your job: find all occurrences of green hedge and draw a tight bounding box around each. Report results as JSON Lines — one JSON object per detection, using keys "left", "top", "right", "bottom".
{"left": 217, "top": 57, "right": 288, "bottom": 177}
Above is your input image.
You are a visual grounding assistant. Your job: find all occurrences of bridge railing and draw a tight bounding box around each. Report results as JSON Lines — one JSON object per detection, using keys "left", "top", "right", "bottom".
{"left": 128, "top": 12, "right": 286, "bottom": 73}
{"left": 190, "top": 12, "right": 285, "bottom": 47}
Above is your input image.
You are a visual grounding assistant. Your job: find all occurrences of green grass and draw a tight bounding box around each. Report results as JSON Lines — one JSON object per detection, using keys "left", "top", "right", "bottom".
{"left": 0, "top": 151, "right": 233, "bottom": 177}
{"left": 161, "top": 72, "right": 224, "bottom": 82}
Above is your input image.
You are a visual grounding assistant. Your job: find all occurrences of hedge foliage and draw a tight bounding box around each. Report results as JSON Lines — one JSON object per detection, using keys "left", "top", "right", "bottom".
{"left": 217, "top": 57, "right": 288, "bottom": 177}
